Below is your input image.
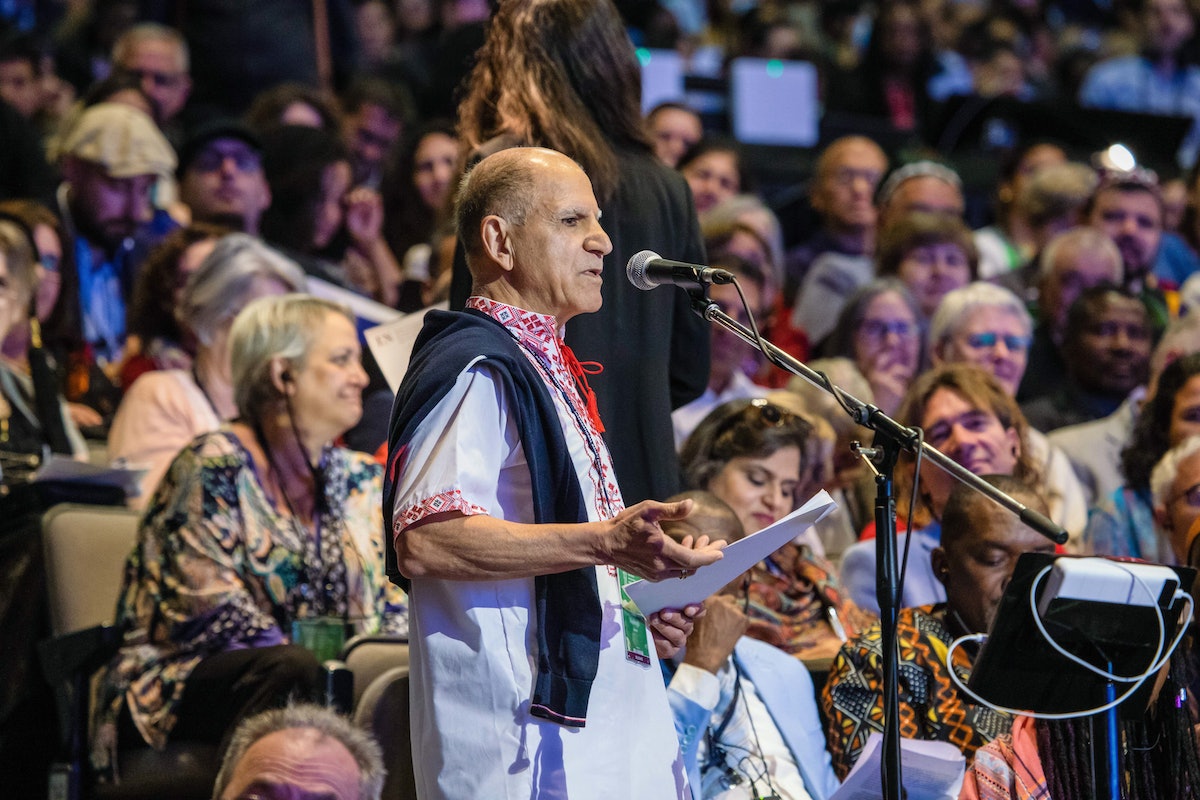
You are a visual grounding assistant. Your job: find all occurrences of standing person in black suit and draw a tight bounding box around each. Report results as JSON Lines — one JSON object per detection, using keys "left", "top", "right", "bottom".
{"left": 449, "top": 0, "right": 710, "bottom": 504}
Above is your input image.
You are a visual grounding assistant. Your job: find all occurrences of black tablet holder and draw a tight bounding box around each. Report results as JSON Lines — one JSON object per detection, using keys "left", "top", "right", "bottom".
{"left": 968, "top": 552, "right": 1195, "bottom": 800}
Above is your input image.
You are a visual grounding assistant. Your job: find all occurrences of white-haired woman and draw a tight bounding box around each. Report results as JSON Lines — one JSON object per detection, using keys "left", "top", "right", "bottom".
{"left": 107, "top": 234, "right": 306, "bottom": 506}
{"left": 929, "top": 281, "right": 1087, "bottom": 545}
{"left": 94, "top": 294, "right": 406, "bottom": 773}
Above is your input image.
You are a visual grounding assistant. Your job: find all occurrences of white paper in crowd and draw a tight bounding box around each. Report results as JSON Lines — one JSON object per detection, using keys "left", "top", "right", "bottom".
{"left": 623, "top": 490, "right": 837, "bottom": 617}
{"left": 830, "top": 733, "right": 966, "bottom": 800}
{"left": 364, "top": 302, "right": 450, "bottom": 393}
{"left": 39, "top": 454, "right": 146, "bottom": 497}
{"left": 305, "top": 276, "right": 405, "bottom": 332}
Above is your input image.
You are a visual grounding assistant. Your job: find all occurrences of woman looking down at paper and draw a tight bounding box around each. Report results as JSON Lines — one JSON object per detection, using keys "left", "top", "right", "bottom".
{"left": 680, "top": 397, "right": 874, "bottom": 662}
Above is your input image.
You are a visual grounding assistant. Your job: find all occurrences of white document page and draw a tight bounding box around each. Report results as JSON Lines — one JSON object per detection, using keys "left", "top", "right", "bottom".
{"left": 623, "top": 490, "right": 837, "bottom": 616}
{"left": 363, "top": 302, "right": 449, "bottom": 393}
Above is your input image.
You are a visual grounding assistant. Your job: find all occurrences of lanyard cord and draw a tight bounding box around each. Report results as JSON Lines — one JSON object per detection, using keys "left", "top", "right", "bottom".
{"left": 515, "top": 336, "right": 619, "bottom": 516}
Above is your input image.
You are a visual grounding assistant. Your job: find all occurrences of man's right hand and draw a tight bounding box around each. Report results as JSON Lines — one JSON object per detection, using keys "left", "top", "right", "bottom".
{"left": 682, "top": 594, "right": 749, "bottom": 674}
{"left": 599, "top": 498, "right": 724, "bottom": 581}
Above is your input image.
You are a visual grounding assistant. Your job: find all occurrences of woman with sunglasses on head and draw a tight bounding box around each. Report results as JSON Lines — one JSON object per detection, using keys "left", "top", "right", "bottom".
{"left": 929, "top": 282, "right": 1088, "bottom": 547}
{"left": 681, "top": 397, "right": 874, "bottom": 662}
{"left": 93, "top": 294, "right": 407, "bottom": 777}
{"left": 820, "top": 277, "right": 924, "bottom": 417}
{"left": 840, "top": 364, "right": 1041, "bottom": 614}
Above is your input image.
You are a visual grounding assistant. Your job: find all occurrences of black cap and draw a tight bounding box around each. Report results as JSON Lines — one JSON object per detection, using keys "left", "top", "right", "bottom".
{"left": 177, "top": 118, "right": 262, "bottom": 175}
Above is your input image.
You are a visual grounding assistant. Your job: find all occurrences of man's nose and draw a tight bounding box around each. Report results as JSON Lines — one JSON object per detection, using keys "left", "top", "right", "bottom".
{"left": 127, "top": 186, "right": 152, "bottom": 222}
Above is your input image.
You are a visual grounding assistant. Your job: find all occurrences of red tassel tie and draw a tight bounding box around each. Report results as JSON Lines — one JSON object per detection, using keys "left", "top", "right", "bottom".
{"left": 559, "top": 340, "right": 605, "bottom": 433}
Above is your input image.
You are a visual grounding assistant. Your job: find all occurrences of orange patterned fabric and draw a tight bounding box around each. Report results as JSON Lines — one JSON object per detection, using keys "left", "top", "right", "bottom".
{"left": 821, "top": 603, "right": 1012, "bottom": 779}
{"left": 742, "top": 542, "right": 876, "bottom": 663}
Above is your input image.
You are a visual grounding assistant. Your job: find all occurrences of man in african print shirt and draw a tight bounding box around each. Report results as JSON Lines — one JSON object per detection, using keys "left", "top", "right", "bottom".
{"left": 821, "top": 475, "right": 1057, "bottom": 777}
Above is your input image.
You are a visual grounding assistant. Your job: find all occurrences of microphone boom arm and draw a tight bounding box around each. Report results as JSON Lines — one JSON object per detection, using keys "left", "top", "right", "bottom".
{"left": 690, "top": 293, "right": 1066, "bottom": 544}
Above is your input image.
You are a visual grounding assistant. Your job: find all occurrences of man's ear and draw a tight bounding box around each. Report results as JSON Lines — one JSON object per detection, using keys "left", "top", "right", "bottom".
{"left": 930, "top": 546, "right": 949, "bottom": 585}
{"left": 480, "top": 215, "right": 514, "bottom": 273}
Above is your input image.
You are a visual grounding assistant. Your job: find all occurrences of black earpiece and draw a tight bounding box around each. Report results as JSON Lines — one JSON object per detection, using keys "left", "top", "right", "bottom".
{"left": 281, "top": 370, "right": 293, "bottom": 383}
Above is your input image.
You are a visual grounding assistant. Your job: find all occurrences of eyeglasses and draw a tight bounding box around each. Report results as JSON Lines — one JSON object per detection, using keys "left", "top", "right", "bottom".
{"left": 189, "top": 145, "right": 262, "bottom": 173}
{"left": 39, "top": 253, "right": 59, "bottom": 273}
{"left": 1169, "top": 481, "right": 1200, "bottom": 508}
{"left": 963, "top": 331, "right": 1032, "bottom": 352}
{"left": 859, "top": 318, "right": 916, "bottom": 340}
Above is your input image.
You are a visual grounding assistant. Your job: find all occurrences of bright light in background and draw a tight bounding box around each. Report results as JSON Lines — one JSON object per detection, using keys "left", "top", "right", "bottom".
{"left": 1102, "top": 143, "right": 1137, "bottom": 172}
{"left": 636, "top": 48, "right": 651, "bottom": 67}
{"left": 766, "top": 59, "right": 784, "bottom": 78}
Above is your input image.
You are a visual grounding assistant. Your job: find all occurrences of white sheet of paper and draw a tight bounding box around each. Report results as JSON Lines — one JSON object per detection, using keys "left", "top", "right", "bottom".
{"left": 831, "top": 733, "right": 966, "bottom": 800}
{"left": 364, "top": 302, "right": 449, "bottom": 393}
{"left": 305, "top": 276, "right": 405, "bottom": 327}
{"left": 623, "top": 490, "right": 837, "bottom": 616}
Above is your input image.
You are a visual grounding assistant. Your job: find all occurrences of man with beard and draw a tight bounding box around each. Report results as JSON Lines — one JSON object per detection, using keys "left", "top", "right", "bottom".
{"left": 1022, "top": 286, "right": 1153, "bottom": 432}
{"left": 57, "top": 102, "right": 176, "bottom": 418}
{"left": 1086, "top": 171, "right": 1168, "bottom": 331}
{"left": 177, "top": 119, "right": 271, "bottom": 234}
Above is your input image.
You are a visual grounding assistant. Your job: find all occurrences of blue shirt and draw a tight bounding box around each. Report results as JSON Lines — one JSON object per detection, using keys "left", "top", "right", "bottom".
{"left": 1079, "top": 55, "right": 1200, "bottom": 167}
{"left": 74, "top": 235, "right": 133, "bottom": 365}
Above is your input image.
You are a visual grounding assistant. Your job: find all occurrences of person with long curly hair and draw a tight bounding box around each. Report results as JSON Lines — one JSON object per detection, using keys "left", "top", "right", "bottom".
{"left": 449, "top": 0, "right": 710, "bottom": 506}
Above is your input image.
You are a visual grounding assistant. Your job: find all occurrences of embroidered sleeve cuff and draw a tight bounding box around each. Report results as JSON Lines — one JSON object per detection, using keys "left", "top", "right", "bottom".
{"left": 394, "top": 489, "right": 490, "bottom": 536}
{"left": 670, "top": 662, "right": 722, "bottom": 710}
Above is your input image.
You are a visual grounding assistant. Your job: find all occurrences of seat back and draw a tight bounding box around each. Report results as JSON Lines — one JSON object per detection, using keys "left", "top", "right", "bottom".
{"left": 340, "top": 634, "right": 410, "bottom": 708}
{"left": 354, "top": 666, "right": 417, "bottom": 800}
{"left": 41, "top": 503, "right": 141, "bottom": 636}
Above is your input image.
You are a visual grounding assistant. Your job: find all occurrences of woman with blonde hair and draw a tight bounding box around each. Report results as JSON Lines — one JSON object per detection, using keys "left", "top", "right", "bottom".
{"left": 840, "top": 364, "right": 1042, "bottom": 613}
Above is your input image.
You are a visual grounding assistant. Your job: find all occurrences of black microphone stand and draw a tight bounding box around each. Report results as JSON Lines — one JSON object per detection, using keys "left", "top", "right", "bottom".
{"left": 688, "top": 292, "right": 1067, "bottom": 800}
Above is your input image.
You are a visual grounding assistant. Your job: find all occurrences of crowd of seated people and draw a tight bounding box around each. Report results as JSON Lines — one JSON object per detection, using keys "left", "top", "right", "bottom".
{"left": 5, "top": 0, "right": 1200, "bottom": 797}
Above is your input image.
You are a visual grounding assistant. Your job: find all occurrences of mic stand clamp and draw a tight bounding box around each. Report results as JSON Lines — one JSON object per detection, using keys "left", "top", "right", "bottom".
{"left": 689, "top": 293, "right": 1067, "bottom": 800}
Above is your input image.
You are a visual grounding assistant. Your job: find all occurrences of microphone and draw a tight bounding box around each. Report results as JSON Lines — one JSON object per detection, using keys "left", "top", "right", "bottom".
{"left": 626, "top": 250, "right": 735, "bottom": 291}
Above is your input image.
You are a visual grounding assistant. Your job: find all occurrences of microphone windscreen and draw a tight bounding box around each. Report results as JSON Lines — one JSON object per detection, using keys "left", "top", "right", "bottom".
{"left": 626, "top": 249, "right": 661, "bottom": 290}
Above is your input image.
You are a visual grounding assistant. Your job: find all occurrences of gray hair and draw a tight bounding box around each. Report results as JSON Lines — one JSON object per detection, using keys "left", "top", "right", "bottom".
{"left": 928, "top": 282, "right": 1032, "bottom": 355}
{"left": 1016, "top": 161, "right": 1097, "bottom": 227}
{"left": 876, "top": 160, "right": 962, "bottom": 207}
{"left": 211, "top": 703, "right": 385, "bottom": 800}
{"left": 1150, "top": 312, "right": 1200, "bottom": 382}
{"left": 230, "top": 293, "right": 354, "bottom": 421}
{"left": 701, "top": 193, "right": 785, "bottom": 287}
{"left": 178, "top": 234, "right": 306, "bottom": 346}
{"left": 112, "top": 22, "right": 190, "bottom": 72}
{"left": 1037, "top": 226, "right": 1122, "bottom": 281}
{"left": 787, "top": 357, "right": 874, "bottom": 439}
{"left": 1151, "top": 435, "right": 1200, "bottom": 512}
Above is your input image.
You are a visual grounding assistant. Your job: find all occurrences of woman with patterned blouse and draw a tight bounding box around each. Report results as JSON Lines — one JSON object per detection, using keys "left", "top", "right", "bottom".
{"left": 679, "top": 397, "right": 875, "bottom": 663}
{"left": 93, "top": 294, "right": 407, "bottom": 777}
